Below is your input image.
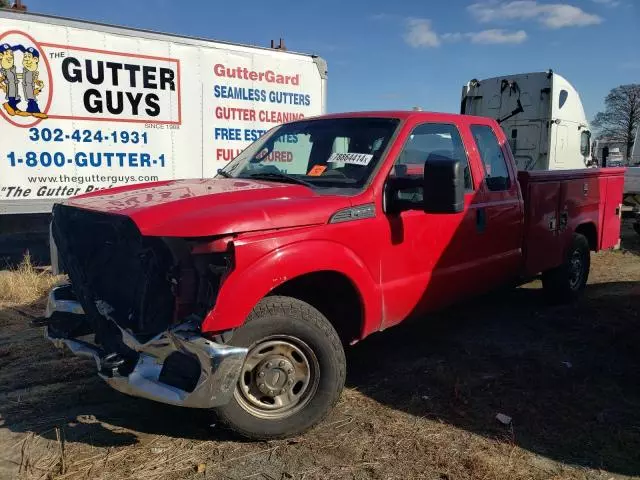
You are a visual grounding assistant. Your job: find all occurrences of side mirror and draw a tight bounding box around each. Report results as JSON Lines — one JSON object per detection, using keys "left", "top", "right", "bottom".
{"left": 384, "top": 155, "right": 465, "bottom": 215}
{"left": 580, "top": 131, "right": 591, "bottom": 157}
{"left": 422, "top": 155, "right": 465, "bottom": 214}
{"left": 384, "top": 173, "right": 423, "bottom": 215}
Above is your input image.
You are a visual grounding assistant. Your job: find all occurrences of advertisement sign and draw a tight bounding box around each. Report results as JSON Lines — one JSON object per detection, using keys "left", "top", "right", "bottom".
{"left": 0, "top": 15, "right": 324, "bottom": 213}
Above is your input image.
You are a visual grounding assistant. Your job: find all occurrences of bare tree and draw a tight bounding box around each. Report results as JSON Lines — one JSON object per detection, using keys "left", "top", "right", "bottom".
{"left": 592, "top": 84, "right": 640, "bottom": 162}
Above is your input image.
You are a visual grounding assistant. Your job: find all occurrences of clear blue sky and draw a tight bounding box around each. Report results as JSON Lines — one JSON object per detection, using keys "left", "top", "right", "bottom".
{"left": 24, "top": 0, "right": 640, "bottom": 120}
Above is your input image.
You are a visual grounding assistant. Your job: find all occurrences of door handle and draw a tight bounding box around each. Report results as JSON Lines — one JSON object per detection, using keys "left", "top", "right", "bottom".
{"left": 476, "top": 207, "right": 486, "bottom": 233}
{"left": 559, "top": 210, "right": 568, "bottom": 230}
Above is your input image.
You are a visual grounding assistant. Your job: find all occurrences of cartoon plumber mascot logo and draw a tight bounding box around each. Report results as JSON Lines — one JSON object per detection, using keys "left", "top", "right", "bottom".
{"left": 0, "top": 30, "right": 180, "bottom": 127}
{"left": 0, "top": 43, "right": 48, "bottom": 119}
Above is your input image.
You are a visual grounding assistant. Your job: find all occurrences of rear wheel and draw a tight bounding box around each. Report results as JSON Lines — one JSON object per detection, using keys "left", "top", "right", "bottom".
{"left": 214, "top": 296, "right": 346, "bottom": 440}
{"left": 542, "top": 233, "right": 590, "bottom": 302}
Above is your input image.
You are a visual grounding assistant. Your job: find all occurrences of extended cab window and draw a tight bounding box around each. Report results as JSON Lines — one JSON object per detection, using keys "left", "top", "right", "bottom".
{"left": 390, "top": 123, "right": 473, "bottom": 190}
{"left": 470, "top": 125, "right": 510, "bottom": 191}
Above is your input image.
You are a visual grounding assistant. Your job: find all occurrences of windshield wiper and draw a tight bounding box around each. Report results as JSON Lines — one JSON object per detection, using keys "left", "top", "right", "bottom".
{"left": 216, "top": 169, "right": 233, "bottom": 178}
{"left": 247, "top": 172, "right": 315, "bottom": 188}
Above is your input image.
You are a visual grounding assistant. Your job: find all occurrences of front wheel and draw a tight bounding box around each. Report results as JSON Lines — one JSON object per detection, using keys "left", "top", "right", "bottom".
{"left": 214, "top": 296, "right": 346, "bottom": 440}
{"left": 542, "top": 233, "right": 591, "bottom": 302}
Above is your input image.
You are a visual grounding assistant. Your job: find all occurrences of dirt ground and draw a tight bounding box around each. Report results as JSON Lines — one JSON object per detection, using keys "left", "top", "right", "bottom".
{"left": 1, "top": 220, "right": 639, "bottom": 480}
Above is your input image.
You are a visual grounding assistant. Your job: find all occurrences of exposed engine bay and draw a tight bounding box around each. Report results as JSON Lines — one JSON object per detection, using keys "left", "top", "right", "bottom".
{"left": 43, "top": 204, "right": 246, "bottom": 407}
{"left": 51, "top": 203, "right": 233, "bottom": 340}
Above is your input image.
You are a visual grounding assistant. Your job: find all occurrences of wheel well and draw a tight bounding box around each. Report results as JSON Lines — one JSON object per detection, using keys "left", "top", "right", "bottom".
{"left": 575, "top": 222, "right": 597, "bottom": 250}
{"left": 269, "top": 271, "right": 363, "bottom": 345}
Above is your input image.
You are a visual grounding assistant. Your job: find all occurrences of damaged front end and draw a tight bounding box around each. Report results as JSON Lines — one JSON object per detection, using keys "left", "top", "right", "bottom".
{"left": 40, "top": 204, "right": 247, "bottom": 408}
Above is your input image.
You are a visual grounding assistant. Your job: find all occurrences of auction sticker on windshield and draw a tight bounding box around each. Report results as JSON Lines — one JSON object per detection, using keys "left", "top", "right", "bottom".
{"left": 307, "top": 165, "right": 326, "bottom": 176}
{"left": 327, "top": 152, "right": 373, "bottom": 166}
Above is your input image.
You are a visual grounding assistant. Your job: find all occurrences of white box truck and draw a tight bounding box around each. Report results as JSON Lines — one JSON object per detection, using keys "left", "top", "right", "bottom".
{"left": 461, "top": 70, "right": 594, "bottom": 171}
{"left": 0, "top": 10, "right": 327, "bottom": 225}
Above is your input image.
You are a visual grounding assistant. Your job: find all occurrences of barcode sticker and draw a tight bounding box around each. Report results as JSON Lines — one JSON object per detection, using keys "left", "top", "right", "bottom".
{"left": 327, "top": 152, "right": 373, "bottom": 166}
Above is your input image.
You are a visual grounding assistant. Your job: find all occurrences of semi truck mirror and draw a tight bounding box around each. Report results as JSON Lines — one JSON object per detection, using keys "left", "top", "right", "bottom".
{"left": 422, "top": 155, "right": 465, "bottom": 214}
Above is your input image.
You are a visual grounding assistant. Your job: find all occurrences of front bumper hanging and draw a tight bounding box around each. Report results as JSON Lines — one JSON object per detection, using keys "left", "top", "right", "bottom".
{"left": 42, "top": 284, "right": 247, "bottom": 409}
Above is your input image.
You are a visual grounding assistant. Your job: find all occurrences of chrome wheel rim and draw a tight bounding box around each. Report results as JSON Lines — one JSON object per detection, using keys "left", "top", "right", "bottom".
{"left": 234, "top": 336, "right": 320, "bottom": 419}
{"left": 568, "top": 250, "right": 584, "bottom": 290}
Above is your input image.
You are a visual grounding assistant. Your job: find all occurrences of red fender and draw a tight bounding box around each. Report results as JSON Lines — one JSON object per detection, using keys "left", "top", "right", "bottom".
{"left": 201, "top": 240, "right": 382, "bottom": 340}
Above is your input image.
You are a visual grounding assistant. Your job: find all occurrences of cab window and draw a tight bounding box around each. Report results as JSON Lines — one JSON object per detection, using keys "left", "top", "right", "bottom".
{"left": 390, "top": 123, "right": 473, "bottom": 191}
{"left": 470, "top": 124, "right": 511, "bottom": 191}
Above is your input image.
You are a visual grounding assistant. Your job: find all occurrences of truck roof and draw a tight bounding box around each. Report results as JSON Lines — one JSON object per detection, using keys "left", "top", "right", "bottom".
{"left": 468, "top": 70, "right": 567, "bottom": 85}
{"left": 307, "top": 110, "right": 497, "bottom": 124}
{"left": 0, "top": 9, "right": 322, "bottom": 60}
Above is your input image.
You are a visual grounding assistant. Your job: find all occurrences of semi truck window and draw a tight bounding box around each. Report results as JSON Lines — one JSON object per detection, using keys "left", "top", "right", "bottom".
{"left": 559, "top": 89, "right": 568, "bottom": 109}
{"left": 391, "top": 123, "right": 472, "bottom": 191}
{"left": 470, "top": 125, "right": 511, "bottom": 191}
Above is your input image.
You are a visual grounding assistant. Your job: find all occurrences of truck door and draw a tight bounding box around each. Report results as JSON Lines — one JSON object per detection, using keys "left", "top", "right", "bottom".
{"left": 553, "top": 123, "right": 569, "bottom": 169}
{"left": 467, "top": 123, "right": 524, "bottom": 288}
{"left": 379, "top": 122, "right": 483, "bottom": 328}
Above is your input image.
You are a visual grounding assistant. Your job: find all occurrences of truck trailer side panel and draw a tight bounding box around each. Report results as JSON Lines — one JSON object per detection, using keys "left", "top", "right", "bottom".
{"left": 0, "top": 11, "right": 327, "bottom": 215}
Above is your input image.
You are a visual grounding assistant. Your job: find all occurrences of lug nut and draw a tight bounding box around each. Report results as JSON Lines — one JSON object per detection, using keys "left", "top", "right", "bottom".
{"left": 279, "top": 360, "right": 285, "bottom": 367}
{"left": 259, "top": 372, "right": 265, "bottom": 378}
{"left": 288, "top": 379, "right": 294, "bottom": 385}
{"left": 259, "top": 383, "right": 265, "bottom": 389}
{"left": 287, "top": 368, "right": 293, "bottom": 374}
{"left": 265, "top": 362, "right": 272, "bottom": 368}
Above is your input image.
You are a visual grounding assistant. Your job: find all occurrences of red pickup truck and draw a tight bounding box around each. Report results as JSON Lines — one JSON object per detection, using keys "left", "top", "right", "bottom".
{"left": 43, "top": 111, "right": 625, "bottom": 440}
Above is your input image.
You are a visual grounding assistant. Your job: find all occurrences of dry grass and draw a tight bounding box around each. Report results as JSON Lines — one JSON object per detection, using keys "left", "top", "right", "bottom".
{"left": 0, "top": 253, "right": 64, "bottom": 305}
{"left": 0, "top": 220, "right": 638, "bottom": 480}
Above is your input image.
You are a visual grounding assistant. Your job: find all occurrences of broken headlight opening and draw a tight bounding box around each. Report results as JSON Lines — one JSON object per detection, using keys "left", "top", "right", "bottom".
{"left": 43, "top": 204, "right": 244, "bottom": 408}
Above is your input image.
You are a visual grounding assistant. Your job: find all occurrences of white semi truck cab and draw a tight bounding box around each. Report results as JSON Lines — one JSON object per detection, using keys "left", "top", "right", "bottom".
{"left": 461, "top": 71, "right": 593, "bottom": 171}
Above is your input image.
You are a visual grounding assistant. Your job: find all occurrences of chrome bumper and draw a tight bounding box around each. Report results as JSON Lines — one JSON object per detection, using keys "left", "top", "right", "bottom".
{"left": 43, "top": 285, "right": 247, "bottom": 409}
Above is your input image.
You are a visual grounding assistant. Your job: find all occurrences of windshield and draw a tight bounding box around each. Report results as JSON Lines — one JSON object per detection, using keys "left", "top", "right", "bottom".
{"left": 217, "top": 117, "right": 400, "bottom": 189}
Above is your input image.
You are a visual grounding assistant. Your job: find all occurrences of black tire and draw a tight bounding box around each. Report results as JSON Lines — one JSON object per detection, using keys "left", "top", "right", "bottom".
{"left": 214, "top": 296, "right": 346, "bottom": 440}
{"left": 542, "top": 233, "right": 590, "bottom": 302}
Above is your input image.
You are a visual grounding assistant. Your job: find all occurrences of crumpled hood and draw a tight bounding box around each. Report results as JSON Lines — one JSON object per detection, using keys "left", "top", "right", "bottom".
{"left": 64, "top": 178, "right": 352, "bottom": 236}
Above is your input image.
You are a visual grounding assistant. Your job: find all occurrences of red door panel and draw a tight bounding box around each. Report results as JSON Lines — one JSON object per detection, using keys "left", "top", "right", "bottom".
{"left": 466, "top": 122, "right": 524, "bottom": 289}
{"left": 379, "top": 192, "right": 480, "bottom": 328}
{"left": 519, "top": 177, "right": 563, "bottom": 276}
